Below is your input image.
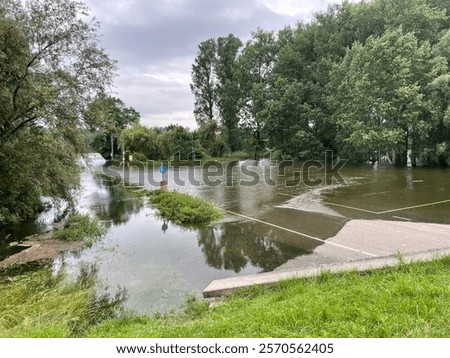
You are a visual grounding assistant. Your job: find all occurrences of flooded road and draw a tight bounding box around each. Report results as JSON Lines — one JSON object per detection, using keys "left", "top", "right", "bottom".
{"left": 2, "top": 160, "right": 450, "bottom": 313}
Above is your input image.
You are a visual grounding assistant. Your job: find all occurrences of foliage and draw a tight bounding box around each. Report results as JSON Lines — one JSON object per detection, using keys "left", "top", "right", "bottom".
{"left": 119, "top": 125, "right": 159, "bottom": 160}
{"left": 189, "top": 0, "right": 450, "bottom": 166}
{"left": 215, "top": 34, "right": 243, "bottom": 152}
{"left": 0, "top": 267, "right": 125, "bottom": 337}
{"left": 196, "top": 120, "right": 227, "bottom": 157}
{"left": 331, "top": 28, "right": 444, "bottom": 164}
{"left": 0, "top": 0, "right": 116, "bottom": 225}
{"left": 0, "top": 0, "right": 116, "bottom": 148}
{"left": 53, "top": 214, "right": 105, "bottom": 247}
{"left": 87, "top": 256, "right": 450, "bottom": 338}
{"left": 145, "top": 190, "right": 223, "bottom": 225}
{"left": 86, "top": 94, "right": 140, "bottom": 159}
{"left": 191, "top": 39, "right": 217, "bottom": 123}
{"left": 0, "top": 129, "right": 80, "bottom": 225}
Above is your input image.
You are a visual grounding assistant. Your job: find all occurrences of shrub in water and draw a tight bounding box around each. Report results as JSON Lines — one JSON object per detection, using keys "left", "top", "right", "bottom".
{"left": 146, "top": 190, "right": 222, "bottom": 225}
{"left": 53, "top": 214, "right": 105, "bottom": 246}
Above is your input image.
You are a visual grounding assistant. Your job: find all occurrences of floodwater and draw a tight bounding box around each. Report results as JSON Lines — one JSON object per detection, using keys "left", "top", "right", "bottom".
{"left": 2, "top": 159, "right": 450, "bottom": 313}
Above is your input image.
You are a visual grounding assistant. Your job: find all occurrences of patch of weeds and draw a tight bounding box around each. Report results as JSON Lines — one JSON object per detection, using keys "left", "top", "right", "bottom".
{"left": 53, "top": 214, "right": 105, "bottom": 246}
{"left": 144, "top": 190, "right": 223, "bottom": 225}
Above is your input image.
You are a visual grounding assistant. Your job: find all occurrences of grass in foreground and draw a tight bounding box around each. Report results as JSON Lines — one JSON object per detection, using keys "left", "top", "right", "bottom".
{"left": 145, "top": 190, "right": 223, "bottom": 225}
{"left": 0, "top": 267, "right": 124, "bottom": 337}
{"left": 87, "top": 256, "right": 450, "bottom": 338}
{"left": 2, "top": 257, "right": 449, "bottom": 338}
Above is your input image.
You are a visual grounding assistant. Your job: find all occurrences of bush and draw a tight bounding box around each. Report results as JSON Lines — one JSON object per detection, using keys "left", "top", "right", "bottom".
{"left": 53, "top": 214, "right": 105, "bottom": 246}
{"left": 131, "top": 152, "right": 148, "bottom": 162}
{"left": 145, "top": 190, "right": 222, "bottom": 225}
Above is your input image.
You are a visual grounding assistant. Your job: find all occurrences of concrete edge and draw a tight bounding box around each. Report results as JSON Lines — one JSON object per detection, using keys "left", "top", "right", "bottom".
{"left": 202, "top": 248, "right": 450, "bottom": 298}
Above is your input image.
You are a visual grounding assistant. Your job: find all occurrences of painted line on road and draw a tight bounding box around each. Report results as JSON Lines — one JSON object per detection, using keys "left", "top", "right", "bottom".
{"left": 393, "top": 216, "right": 412, "bottom": 221}
{"left": 378, "top": 199, "right": 450, "bottom": 214}
{"left": 226, "top": 210, "right": 378, "bottom": 258}
{"left": 321, "top": 202, "right": 380, "bottom": 215}
{"left": 363, "top": 191, "right": 391, "bottom": 196}
{"left": 277, "top": 191, "right": 450, "bottom": 217}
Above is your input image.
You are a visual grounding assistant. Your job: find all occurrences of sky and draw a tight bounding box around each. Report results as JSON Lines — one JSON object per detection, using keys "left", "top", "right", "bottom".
{"left": 83, "top": 0, "right": 347, "bottom": 129}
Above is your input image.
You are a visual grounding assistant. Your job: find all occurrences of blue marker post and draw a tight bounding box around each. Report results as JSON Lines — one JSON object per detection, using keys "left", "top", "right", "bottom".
{"left": 160, "top": 163, "right": 168, "bottom": 192}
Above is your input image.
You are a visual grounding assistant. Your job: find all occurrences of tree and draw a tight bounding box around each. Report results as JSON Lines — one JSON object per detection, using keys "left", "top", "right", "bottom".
{"left": 0, "top": 0, "right": 116, "bottom": 225}
{"left": 86, "top": 94, "right": 140, "bottom": 159}
{"left": 196, "top": 120, "right": 226, "bottom": 157}
{"left": 0, "top": 0, "right": 116, "bottom": 148}
{"left": 215, "top": 34, "right": 243, "bottom": 152}
{"left": 236, "top": 29, "right": 278, "bottom": 160}
{"left": 331, "top": 28, "right": 445, "bottom": 164}
{"left": 191, "top": 39, "right": 217, "bottom": 124}
{"left": 119, "top": 125, "right": 159, "bottom": 160}
{"left": 420, "top": 30, "right": 450, "bottom": 166}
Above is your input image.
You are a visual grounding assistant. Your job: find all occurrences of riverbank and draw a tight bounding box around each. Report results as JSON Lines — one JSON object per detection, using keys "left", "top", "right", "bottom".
{"left": 86, "top": 255, "right": 450, "bottom": 338}
{"left": 0, "top": 215, "right": 104, "bottom": 268}
{"left": 0, "top": 232, "right": 84, "bottom": 268}
{"left": 1, "top": 255, "right": 448, "bottom": 337}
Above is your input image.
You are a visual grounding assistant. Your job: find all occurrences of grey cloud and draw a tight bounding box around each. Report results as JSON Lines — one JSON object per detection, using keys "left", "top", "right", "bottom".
{"left": 87, "top": 0, "right": 291, "bottom": 65}
{"left": 84, "top": 0, "right": 338, "bottom": 128}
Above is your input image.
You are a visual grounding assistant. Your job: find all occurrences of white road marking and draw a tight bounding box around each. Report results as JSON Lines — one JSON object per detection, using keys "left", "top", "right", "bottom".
{"left": 363, "top": 191, "right": 391, "bottom": 196}
{"left": 393, "top": 216, "right": 412, "bottom": 221}
{"left": 321, "top": 202, "right": 380, "bottom": 215}
{"left": 226, "top": 210, "right": 378, "bottom": 258}
{"left": 378, "top": 199, "right": 450, "bottom": 214}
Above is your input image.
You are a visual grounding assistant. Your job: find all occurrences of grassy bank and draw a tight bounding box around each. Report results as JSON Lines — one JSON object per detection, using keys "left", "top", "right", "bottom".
{"left": 145, "top": 190, "right": 223, "bottom": 225}
{"left": 2, "top": 257, "right": 449, "bottom": 337}
{"left": 87, "top": 256, "right": 450, "bottom": 338}
{"left": 0, "top": 266, "right": 124, "bottom": 338}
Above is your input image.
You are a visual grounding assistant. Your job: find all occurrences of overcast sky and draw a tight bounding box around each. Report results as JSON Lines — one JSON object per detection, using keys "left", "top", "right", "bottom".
{"left": 83, "top": 0, "right": 346, "bottom": 129}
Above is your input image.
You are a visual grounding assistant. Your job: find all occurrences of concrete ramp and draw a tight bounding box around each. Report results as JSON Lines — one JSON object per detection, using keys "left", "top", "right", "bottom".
{"left": 203, "top": 220, "right": 450, "bottom": 298}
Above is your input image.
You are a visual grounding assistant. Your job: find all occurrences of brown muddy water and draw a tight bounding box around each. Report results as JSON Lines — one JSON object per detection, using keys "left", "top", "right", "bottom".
{"left": 1, "top": 159, "right": 450, "bottom": 313}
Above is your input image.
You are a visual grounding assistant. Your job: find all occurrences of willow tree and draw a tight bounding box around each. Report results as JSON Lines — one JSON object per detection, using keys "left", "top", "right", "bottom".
{"left": 0, "top": 0, "right": 116, "bottom": 224}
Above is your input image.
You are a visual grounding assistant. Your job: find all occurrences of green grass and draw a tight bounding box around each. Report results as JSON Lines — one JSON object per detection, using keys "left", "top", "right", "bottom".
{"left": 2, "top": 257, "right": 449, "bottom": 338}
{"left": 0, "top": 267, "right": 125, "bottom": 337}
{"left": 86, "top": 257, "right": 450, "bottom": 338}
{"left": 145, "top": 190, "right": 223, "bottom": 225}
{"left": 53, "top": 214, "right": 105, "bottom": 246}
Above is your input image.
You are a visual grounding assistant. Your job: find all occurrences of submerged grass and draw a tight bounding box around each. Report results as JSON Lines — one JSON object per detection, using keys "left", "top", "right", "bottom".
{"left": 145, "top": 190, "right": 223, "bottom": 225}
{"left": 0, "top": 267, "right": 125, "bottom": 337}
{"left": 53, "top": 214, "right": 105, "bottom": 247}
{"left": 87, "top": 256, "right": 450, "bottom": 338}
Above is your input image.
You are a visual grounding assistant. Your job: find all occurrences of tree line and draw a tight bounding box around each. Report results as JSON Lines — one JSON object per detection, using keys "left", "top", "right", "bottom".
{"left": 190, "top": 0, "right": 450, "bottom": 166}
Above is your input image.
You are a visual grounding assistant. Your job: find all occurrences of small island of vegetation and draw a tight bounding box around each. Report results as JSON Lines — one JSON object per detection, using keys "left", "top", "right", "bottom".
{"left": 144, "top": 190, "right": 223, "bottom": 225}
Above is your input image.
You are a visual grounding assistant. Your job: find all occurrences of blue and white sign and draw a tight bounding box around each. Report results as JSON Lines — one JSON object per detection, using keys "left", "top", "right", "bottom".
{"left": 159, "top": 165, "right": 167, "bottom": 174}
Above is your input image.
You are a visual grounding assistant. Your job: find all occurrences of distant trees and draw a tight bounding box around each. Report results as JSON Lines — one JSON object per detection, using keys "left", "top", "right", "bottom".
{"left": 86, "top": 95, "right": 140, "bottom": 159}
{"left": 191, "top": 0, "right": 450, "bottom": 165}
{"left": 118, "top": 122, "right": 227, "bottom": 162}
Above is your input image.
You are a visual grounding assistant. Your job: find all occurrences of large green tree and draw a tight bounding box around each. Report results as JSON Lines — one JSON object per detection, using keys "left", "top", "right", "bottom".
{"left": 215, "top": 34, "right": 243, "bottom": 152}
{"left": 236, "top": 29, "right": 278, "bottom": 160}
{"left": 191, "top": 39, "right": 217, "bottom": 124}
{"left": 0, "top": 0, "right": 116, "bottom": 225}
{"left": 331, "top": 28, "right": 446, "bottom": 164}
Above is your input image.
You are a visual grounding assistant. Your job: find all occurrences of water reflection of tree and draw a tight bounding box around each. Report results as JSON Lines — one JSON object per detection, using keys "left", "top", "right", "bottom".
{"left": 92, "top": 175, "right": 144, "bottom": 227}
{"left": 197, "top": 222, "right": 308, "bottom": 273}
